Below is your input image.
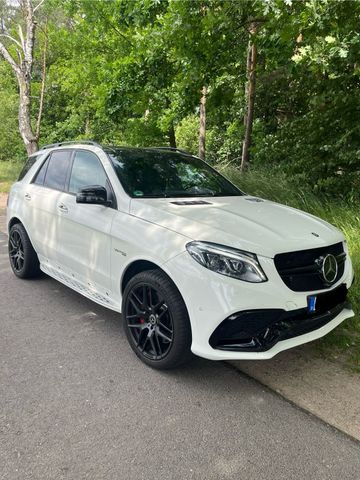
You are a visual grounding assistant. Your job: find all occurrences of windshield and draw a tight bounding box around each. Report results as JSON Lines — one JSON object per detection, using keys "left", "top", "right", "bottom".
{"left": 108, "top": 149, "right": 243, "bottom": 198}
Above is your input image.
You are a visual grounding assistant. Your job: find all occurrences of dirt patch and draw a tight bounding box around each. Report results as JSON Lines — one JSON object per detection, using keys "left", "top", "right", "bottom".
{"left": 0, "top": 193, "right": 8, "bottom": 210}
{"left": 0, "top": 195, "right": 7, "bottom": 234}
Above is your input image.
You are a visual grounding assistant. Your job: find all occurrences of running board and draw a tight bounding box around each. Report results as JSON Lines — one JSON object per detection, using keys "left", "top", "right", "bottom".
{"left": 40, "top": 262, "right": 121, "bottom": 313}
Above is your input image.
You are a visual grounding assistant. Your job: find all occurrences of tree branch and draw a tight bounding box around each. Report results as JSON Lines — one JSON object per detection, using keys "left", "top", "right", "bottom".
{"left": 0, "top": 33, "right": 22, "bottom": 50}
{"left": 34, "top": 0, "right": 46, "bottom": 13}
{"left": 18, "top": 25, "right": 25, "bottom": 52}
{"left": 0, "top": 40, "right": 21, "bottom": 75}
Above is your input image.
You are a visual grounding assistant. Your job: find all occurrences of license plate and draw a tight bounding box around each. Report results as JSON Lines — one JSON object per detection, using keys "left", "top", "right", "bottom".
{"left": 307, "top": 295, "right": 317, "bottom": 313}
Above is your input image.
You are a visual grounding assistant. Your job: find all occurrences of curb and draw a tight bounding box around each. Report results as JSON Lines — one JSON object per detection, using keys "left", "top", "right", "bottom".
{"left": 228, "top": 344, "right": 360, "bottom": 441}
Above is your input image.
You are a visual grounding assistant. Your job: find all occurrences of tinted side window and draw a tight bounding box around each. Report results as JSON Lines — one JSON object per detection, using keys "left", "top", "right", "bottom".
{"left": 43, "top": 150, "right": 72, "bottom": 191}
{"left": 18, "top": 155, "right": 39, "bottom": 181}
{"left": 33, "top": 157, "right": 49, "bottom": 185}
{"left": 69, "top": 150, "right": 107, "bottom": 194}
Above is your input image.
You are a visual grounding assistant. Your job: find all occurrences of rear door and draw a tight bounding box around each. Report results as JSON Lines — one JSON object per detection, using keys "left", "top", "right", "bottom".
{"left": 24, "top": 149, "right": 73, "bottom": 262}
{"left": 55, "top": 149, "right": 117, "bottom": 294}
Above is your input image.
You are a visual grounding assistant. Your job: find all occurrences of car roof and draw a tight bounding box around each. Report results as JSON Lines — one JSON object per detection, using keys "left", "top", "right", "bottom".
{"left": 38, "top": 141, "right": 193, "bottom": 157}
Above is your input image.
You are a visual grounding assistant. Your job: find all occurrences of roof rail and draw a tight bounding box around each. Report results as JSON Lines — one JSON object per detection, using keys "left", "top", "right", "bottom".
{"left": 151, "top": 146, "right": 193, "bottom": 155}
{"left": 40, "top": 140, "right": 102, "bottom": 150}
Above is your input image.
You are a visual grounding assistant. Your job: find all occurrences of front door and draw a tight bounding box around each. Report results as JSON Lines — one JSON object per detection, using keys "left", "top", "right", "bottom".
{"left": 55, "top": 149, "right": 116, "bottom": 295}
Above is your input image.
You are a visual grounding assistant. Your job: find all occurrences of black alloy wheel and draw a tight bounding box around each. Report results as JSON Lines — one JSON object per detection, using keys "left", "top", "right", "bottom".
{"left": 122, "top": 269, "right": 192, "bottom": 369}
{"left": 9, "top": 229, "right": 24, "bottom": 273}
{"left": 8, "top": 223, "right": 41, "bottom": 278}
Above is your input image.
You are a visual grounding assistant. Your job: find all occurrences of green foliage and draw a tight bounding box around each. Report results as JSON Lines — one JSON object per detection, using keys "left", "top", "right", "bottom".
{"left": 175, "top": 115, "right": 199, "bottom": 155}
{"left": 0, "top": 0, "right": 359, "bottom": 199}
{"left": 249, "top": 0, "right": 360, "bottom": 199}
{"left": 0, "top": 65, "right": 25, "bottom": 162}
{"left": 0, "top": 160, "right": 23, "bottom": 192}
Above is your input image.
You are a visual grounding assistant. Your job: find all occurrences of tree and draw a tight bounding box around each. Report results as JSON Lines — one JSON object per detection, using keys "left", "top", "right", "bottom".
{"left": 0, "top": 0, "right": 46, "bottom": 155}
{"left": 198, "top": 86, "right": 207, "bottom": 159}
{"left": 241, "top": 21, "right": 258, "bottom": 171}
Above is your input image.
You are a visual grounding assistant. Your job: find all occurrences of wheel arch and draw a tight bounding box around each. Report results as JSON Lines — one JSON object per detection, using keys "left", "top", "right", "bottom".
{"left": 120, "top": 258, "right": 192, "bottom": 332}
{"left": 8, "top": 216, "right": 37, "bottom": 254}
{"left": 121, "top": 259, "right": 163, "bottom": 294}
{"left": 8, "top": 216, "right": 23, "bottom": 233}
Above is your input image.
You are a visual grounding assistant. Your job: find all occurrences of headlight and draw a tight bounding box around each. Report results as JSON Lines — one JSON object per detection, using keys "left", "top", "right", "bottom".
{"left": 186, "top": 241, "right": 267, "bottom": 283}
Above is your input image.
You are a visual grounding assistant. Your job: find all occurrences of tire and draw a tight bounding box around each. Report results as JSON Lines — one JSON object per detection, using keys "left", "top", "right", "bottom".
{"left": 8, "top": 223, "right": 41, "bottom": 279}
{"left": 122, "top": 269, "right": 192, "bottom": 369}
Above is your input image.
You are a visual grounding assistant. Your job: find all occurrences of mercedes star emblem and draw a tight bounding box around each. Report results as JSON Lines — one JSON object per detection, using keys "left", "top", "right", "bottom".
{"left": 316, "top": 254, "right": 338, "bottom": 284}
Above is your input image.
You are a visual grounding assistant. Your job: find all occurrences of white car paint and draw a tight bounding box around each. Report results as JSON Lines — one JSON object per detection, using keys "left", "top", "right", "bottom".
{"left": 7, "top": 144, "right": 355, "bottom": 361}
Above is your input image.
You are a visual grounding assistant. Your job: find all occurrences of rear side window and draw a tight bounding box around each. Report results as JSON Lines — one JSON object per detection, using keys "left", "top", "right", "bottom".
{"left": 18, "top": 155, "right": 39, "bottom": 181}
{"left": 43, "top": 150, "right": 72, "bottom": 191}
{"left": 69, "top": 150, "right": 107, "bottom": 194}
{"left": 33, "top": 157, "right": 49, "bottom": 185}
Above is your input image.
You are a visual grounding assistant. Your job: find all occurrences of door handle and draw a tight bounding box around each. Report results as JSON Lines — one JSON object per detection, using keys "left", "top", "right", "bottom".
{"left": 58, "top": 203, "right": 68, "bottom": 213}
{"left": 24, "top": 193, "right": 31, "bottom": 201}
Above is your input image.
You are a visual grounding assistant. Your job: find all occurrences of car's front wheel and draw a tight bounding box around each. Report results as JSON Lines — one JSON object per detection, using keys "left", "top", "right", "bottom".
{"left": 8, "top": 223, "right": 41, "bottom": 278}
{"left": 122, "top": 269, "right": 192, "bottom": 369}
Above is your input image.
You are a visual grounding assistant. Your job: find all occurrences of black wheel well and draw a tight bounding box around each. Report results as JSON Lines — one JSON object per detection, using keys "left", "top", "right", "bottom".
{"left": 121, "top": 260, "right": 161, "bottom": 293}
{"left": 8, "top": 217, "right": 22, "bottom": 232}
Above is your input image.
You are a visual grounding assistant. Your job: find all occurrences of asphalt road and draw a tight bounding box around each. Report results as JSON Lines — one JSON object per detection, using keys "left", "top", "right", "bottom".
{"left": 1, "top": 227, "right": 360, "bottom": 480}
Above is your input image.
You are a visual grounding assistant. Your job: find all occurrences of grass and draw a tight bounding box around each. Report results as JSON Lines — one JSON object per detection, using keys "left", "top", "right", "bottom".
{"left": 220, "top": 164, "right": 360, "bottom": 371}
{"left": 0, "top": 160, "right": 23, "bottom": 193}
{"left": 0, "top": 159, "right": 359, "bottom": 369}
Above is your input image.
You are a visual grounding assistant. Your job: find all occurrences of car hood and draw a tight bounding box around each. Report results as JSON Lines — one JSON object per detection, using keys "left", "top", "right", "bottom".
{"left": 130, "top": 196, "right": 344, "bottom": 258}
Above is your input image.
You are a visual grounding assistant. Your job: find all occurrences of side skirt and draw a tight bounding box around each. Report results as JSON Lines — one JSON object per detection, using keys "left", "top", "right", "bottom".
{"left": 39, "top": 260, "right": 121, "bottom": 313}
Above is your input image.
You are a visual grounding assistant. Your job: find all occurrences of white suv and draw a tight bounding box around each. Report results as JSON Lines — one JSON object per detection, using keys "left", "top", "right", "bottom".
{"left": 7, "top": 141, "right": 354, "bottom": 369}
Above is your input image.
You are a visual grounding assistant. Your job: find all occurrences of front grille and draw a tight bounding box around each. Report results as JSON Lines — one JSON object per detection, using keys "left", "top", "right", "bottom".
{"left": 274, "top": 242, "right": 345, "bottom": 292}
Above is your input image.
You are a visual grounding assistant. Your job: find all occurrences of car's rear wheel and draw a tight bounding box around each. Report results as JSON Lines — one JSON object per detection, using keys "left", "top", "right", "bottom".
{"left": 122, "top": 269, "right": 192, "bottom": 369}
{"left": 8, "top": 223, "right": 41, "bottom": 278}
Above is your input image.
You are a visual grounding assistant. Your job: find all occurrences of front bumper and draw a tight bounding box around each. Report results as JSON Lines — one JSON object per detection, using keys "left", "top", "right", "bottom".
{"left": 164, "top": 250, "right": 355, "bottom": 361}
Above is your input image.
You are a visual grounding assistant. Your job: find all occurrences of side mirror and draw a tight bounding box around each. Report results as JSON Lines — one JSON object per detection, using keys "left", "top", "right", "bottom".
{"left": 76, "top": 185, "right": 111, "bottom": 206}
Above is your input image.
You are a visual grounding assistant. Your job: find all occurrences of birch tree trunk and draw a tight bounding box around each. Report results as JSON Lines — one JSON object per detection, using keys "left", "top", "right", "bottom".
{"left": 0, "top": 0, "right": 44, "bottom": 156}
{"left": 198, "top": 86, "right": 207, "bottom": 160}
{"left": 241, "top": 23, "right": 257, "bottom": 172}
{"left": 18, "top": 73, "right": 38, "bottom": 155}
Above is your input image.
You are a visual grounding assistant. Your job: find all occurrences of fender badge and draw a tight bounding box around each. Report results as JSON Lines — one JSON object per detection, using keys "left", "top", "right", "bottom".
{"left": 114, "top": 248, "right": 127, "bottom": 256}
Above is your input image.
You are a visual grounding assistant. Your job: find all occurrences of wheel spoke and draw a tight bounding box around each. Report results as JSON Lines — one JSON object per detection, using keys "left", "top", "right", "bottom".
{"left": 14, "top": 232, "right": 20, "bottom": 247}
{"left": 126, "top": 313, "right": 143, "bottom": 320}
{"left": 158, "top": 321, "right": 173, "bottom": 334}
{"left": 149, "top": 335, "right": 158, "bottom": 357}
{"left": 157, "top": 305, "right": 168, "bottom": 320}
{"left": 153, "top": 299, "right": 165, "bottom": 312}
{"left": 139, "top": 335, "right": 149, "bottom": 352}
{"left": 130, "top": 290, "right": 146, "bottom": 312}
{"left": 142, "top": 285, "right": 148, "bottom": 308}
{"left": 147, "top": 287, "right": 152, "bottom": 308}
{"left": 154, "top": 331, "right": 162, "bottom": 354}
{"left": 156, "top": 328, "right": 172, "bottom": 343}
